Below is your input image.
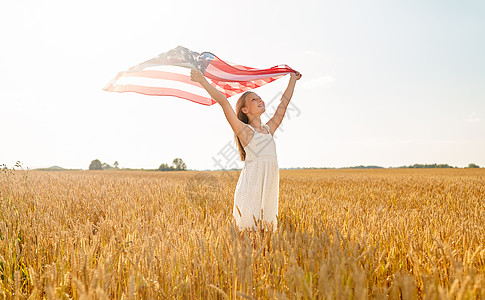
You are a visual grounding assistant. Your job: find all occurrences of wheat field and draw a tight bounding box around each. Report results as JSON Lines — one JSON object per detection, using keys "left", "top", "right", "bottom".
{"left": 1, "top": 168, "right": 484, "bottom": 299}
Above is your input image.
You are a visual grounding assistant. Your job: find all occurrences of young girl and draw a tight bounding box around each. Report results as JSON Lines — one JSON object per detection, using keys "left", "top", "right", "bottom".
{"left": 190, "top": 69, "right": 301, "bottom": 230}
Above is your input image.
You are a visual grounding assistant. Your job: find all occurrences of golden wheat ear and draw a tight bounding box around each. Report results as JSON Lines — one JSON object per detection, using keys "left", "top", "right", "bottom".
{"left": 235, "top": 205, "right": 242, "bottom": 217}
{"left": 252, "top": 215, "right": 259, "bottom": 229}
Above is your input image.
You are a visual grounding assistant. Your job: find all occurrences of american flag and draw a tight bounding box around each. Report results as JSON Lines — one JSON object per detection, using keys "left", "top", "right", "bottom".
{"left": 103, "top": 46, "right": 296, "bottom": 106}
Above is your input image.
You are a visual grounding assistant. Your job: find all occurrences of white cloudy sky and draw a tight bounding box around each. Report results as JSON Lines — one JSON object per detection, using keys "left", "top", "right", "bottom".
{"left": 1, "top": 0, "right": 484, "bottom": 170}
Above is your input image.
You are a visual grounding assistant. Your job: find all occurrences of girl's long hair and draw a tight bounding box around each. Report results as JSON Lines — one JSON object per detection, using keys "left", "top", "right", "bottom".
{"left": 234, "top": 91, "right": 254, "bottom": 161}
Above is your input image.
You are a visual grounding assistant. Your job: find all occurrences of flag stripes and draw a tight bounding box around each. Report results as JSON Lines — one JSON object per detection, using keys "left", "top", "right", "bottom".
{"left": 104, "top": 46, "right": 296, "bottom": 105}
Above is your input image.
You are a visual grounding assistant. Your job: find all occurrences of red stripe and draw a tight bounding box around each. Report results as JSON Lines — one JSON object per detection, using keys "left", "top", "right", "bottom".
{"left": 209, "top": 75, "right": 284, "bottom": 98}
{"left": 207, "top": 55, "right": 295, "bottom": 76}
{"left": 205, "top": 70, "right": 289, "bottom": 83}
{"left": 110, "top": 85, "right": 216, "bottom": 106}
{"left": 204, "top": 63, "right": 293, "bottom": 82}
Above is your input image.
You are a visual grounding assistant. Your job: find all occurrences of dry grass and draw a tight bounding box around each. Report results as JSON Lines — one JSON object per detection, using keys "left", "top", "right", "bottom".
{"left": 1, "top": 168, "right": 484, "bottom": 299}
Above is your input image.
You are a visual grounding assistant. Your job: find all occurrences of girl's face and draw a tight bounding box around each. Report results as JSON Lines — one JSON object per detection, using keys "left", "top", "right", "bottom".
{"left": 243, "top": 93, "right": 265, "bottom": 116}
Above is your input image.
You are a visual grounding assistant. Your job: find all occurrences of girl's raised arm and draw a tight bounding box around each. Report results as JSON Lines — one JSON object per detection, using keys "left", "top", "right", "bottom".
{"left": 190, "top": 69, "right": 246, "bottom": 136}
{"left": 266, "top": 71, "right": 302, "bottom": 135}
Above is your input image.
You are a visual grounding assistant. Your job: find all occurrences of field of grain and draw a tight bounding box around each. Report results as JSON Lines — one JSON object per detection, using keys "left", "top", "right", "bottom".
{"left": 1, "top": 168, "right": 484, "bottom": 299}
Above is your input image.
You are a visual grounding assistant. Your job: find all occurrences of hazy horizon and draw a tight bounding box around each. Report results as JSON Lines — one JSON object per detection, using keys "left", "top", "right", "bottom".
{"left": 16, "top": 161, "right": 480, "bottom": 171}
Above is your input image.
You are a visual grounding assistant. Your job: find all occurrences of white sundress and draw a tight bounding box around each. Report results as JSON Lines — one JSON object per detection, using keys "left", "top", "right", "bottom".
{"left": 233, "top": 123, "right": 279, "bottom": 230}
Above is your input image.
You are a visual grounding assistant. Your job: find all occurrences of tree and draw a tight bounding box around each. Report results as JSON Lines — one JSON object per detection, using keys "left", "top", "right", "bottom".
{"left": 467, "top": 163, "right": 480, "bottom": 168}
{"left": 102, "top": 163, "right": 112, "bottom": 170}
{"left": 158, "top": 163, "right": 174, "bottom": 171}
{"left": 158, "top": 158, "right": 187, "bottom": 171}
{"left": 114, "top": 161, "right": 119, "bottom": 169}
{"left": 89, "top": 159, "right": 102, "bottom": 170}
{"left": 172, "top": 158, "right": 187, "bottom": 171}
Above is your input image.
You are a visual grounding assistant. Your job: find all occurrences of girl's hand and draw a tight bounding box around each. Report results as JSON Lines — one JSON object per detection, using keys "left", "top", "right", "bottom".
{"left": 291, "top": 71, "right": 302, "bottom": 80}
{"left": 190, "top": 69, "right": 206, "bottom": 83}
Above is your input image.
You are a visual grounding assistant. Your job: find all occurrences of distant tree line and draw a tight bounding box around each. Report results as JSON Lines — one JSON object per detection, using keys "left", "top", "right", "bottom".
{"left": 86, "top": 159, "right": 477, "bottom": 171}
{"left": 347, "top": 165, "right": 384, "bottom": 169}
{"left": 89, "top": 159, "right": 119, "bottom": 170}
{"left": 88, "top": 158, "right": 187, "bottom": 171}
{"left": 159, "top": 158, "right": 187, "bottom": 171}
{"left": 398, "top": 163, "right": 480, "bottom": 169}
{"left": 399, "top": 163, "right": 456, "bottom": 169}
{"left": 282, "top": 163, "right": 481, "bottom": 170}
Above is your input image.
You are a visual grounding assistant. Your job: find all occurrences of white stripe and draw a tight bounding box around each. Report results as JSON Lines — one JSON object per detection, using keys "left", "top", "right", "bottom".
{"left": 115, "top": 76, "right": 208, "bottom": 98}
{"left": 143, "top": 65, "right": 195, "bottom": 73}
{"left": 205, "top": 65, "right": 289, "bottom": 81}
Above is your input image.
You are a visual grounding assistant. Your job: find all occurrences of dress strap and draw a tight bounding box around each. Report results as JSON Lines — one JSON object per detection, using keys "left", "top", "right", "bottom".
{"left": 264, "top": 124, "right": 271, "bottom": 135}
{"left": 246, "top": 124, "right": 255, "bottom": 132}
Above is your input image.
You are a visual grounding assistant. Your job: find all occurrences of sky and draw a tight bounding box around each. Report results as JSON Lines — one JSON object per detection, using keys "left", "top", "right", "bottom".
{"left": 1, "top": 0, "right": 484, "bottom": 170}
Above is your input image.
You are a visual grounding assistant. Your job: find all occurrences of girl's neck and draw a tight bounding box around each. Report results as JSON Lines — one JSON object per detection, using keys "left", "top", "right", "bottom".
{"left": 248, "top": 118, "right": 263, "bottom": 129}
